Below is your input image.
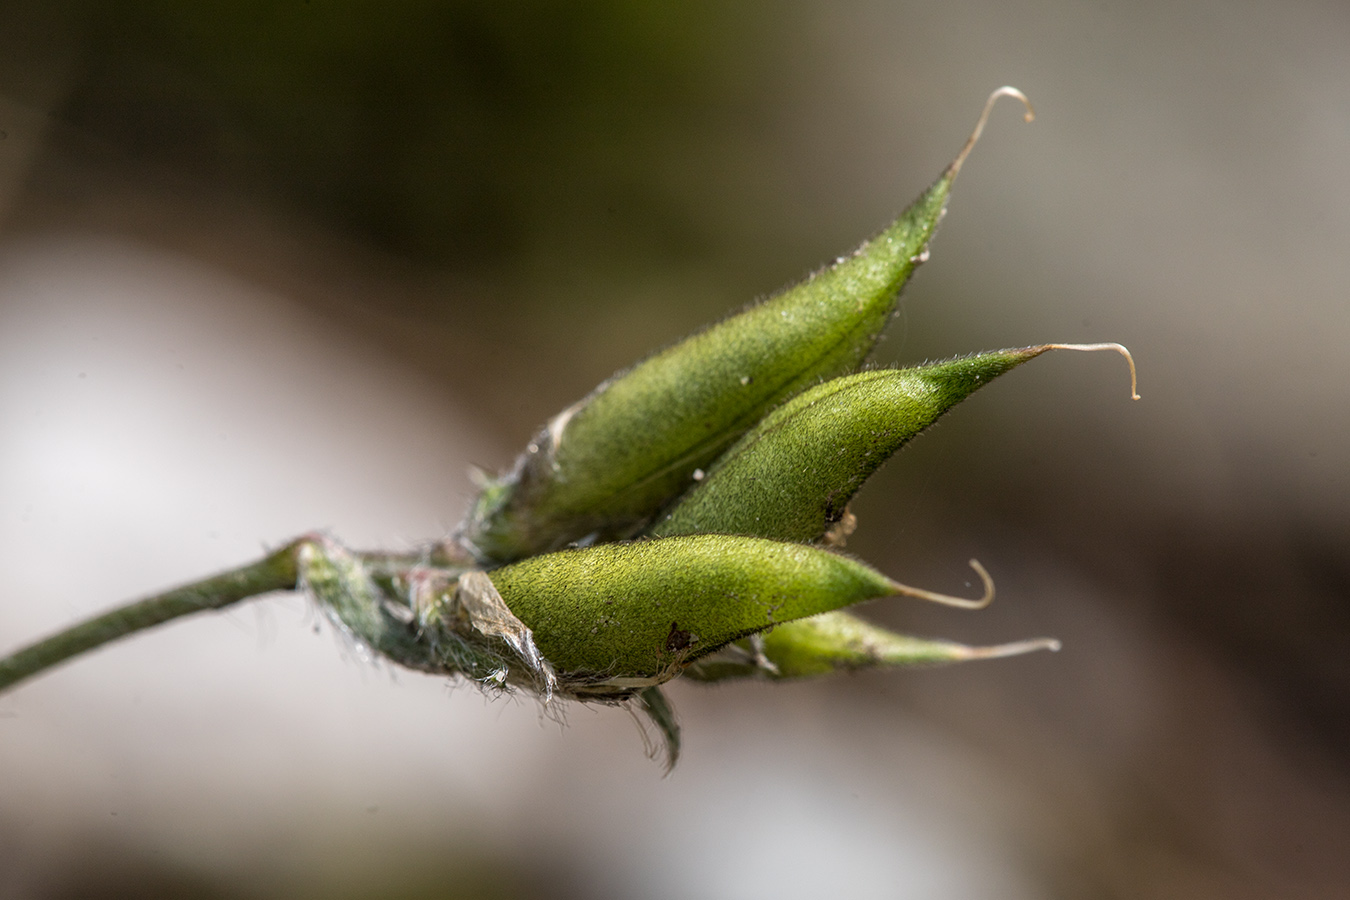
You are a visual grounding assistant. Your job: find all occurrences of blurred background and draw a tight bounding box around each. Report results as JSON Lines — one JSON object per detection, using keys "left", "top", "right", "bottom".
{"left": 1, "top": 1, "right": 1347, "bottom": 897}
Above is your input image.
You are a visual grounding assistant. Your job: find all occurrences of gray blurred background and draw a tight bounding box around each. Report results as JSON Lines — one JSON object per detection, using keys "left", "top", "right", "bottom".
{"left": 1, "top": 1, "right": 1347, "bottom": 897}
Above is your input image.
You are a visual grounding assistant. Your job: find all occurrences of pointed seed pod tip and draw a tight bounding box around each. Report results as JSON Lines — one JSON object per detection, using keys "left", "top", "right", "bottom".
{"left": 888, "top": 558, "right": 995, "bottom": 610}
{"left": 1019, "top": 342, "right": 1140, "bottom": 400}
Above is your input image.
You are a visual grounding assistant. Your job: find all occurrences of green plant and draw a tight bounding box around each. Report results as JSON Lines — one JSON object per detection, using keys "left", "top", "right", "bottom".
{"left": 0, "top": 88, "right": 1136, "bottom": 769}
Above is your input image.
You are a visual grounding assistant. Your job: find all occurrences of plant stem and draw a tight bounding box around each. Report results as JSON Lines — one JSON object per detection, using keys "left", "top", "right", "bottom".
{"left": 0, "top": 538, "right": 306, "bottom": 694}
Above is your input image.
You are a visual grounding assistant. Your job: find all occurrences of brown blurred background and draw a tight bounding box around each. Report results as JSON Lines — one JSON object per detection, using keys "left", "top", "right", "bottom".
{"left": 1, "top": 1, "right": 1347, "bottom": 897}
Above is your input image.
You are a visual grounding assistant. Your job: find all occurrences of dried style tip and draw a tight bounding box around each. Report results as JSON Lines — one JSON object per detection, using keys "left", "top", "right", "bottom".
{"left": 946, "top": 86, "right": 1035, "bottom": 181}
{"left": 889, "top": 558, "right": 995, "bottom": 610}
{"left": 955, "top": 637, "right": 1062, "bottom": 659}
{"left": 1037, "top": 342, "right": 1140, "bottom": 400}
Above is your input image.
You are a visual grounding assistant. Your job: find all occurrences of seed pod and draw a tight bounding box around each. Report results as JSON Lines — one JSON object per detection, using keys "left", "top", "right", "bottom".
{"left": 651, "top": 348, "right": 1032, "bottom": 542}
{"left": 488, "top": 533, "right": 991, "bottom": 688}
{"left": 684, "top": 610, "right": 1060, "bottom": 682}
{"left": 461, "top": 89, "right": 1036, "bottom": 564}
{"left": 651, "top": 343, "right": 1135, "bottom": 543}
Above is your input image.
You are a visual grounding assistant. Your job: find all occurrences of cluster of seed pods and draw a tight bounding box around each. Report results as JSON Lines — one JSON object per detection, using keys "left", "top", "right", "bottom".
{"left": 297, "top": 86, "right": 1136, "bottom": 763}
{"left": 0, "top": 88, "right": 1137, "bottom": 770}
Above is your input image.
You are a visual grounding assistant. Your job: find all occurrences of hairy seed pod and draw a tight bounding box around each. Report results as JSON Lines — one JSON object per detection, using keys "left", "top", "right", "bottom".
{"left": 650, "top": 348, "right": 1038, "bottom": 542}
{"left": 488, "top": 533, "right": 990, "bottom": 687}
{"left": 684, "top": 610, "right": 1061, "bottom": 682}
{"left": 461, "top": 90, "right": 1036, "bottom": 564}
{"left": 651, "top": 343, "right": 1134, "bottom": 543}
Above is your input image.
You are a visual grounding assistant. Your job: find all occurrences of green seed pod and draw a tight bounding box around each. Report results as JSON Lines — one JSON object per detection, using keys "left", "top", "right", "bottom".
{"left": 684, "top": 610, "right": 1061, "bottom": 682}
{"left": 487, "top": 533, "right": 992, "bottom": 691}
{"left": 651, "top": 343, "right": 1137, "bottom": 543}
{"left": 461, "top": 89, "right": 1036, "bottom": 564}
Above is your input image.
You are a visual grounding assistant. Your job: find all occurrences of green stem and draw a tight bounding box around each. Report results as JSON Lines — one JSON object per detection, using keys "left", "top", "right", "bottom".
{"left": 0, "top": 538, "right": 306, "bottom": 694}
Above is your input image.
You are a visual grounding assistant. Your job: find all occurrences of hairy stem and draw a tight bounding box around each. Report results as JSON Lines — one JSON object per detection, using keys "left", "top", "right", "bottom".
{"left": 0, "top": 538, "right": 307, "bottom": 694}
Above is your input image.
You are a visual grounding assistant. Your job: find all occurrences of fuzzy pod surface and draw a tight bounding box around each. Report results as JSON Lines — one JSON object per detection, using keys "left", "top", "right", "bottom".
{"left": 463, "top": 175, "right": 956, "bottom": 564}
{"left": 462, "top": 90, "right": 1034, "bottom": 565}
{"left": 651, "top": 347, "right": 1047, "bottom": 543}
{"left": 685, "top": 610, "right": 1057, "bottom": 682}
{"left": 488, "top": 533, "right": 903, "bottom": 681}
